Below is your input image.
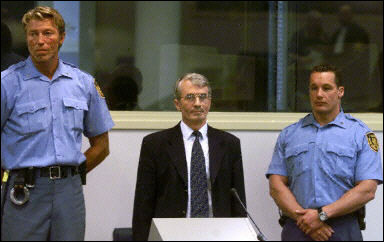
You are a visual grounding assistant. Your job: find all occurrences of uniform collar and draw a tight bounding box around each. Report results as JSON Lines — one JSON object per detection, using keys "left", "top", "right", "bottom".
{"left": 23, "top": 56, "right": 73, "bottom": 81}
{"left": 328, "top": 111, "right": 348, "bottom": 129}
{"left": 302, "top": 110, "right": 347, "bottom": 129}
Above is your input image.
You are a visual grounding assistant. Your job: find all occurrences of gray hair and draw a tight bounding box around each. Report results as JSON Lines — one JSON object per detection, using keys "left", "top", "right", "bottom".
{"left": 174, "top": 73, "right": 212, "bottom": 99}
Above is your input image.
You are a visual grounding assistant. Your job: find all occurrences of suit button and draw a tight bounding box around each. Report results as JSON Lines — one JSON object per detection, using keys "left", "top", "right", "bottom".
{"left": 184, "top": 189, "right": 188, "bottom": 193}
{"left": 182, "top": 210, "right": 186, "bottom": 215}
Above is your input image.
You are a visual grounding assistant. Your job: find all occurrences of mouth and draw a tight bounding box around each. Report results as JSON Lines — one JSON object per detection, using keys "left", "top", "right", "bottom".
{"left": 35, "top": 49, "right": 48, "bottom": 53}
{"left": 314, "top": 102, "right": 327, "bottom": 106}
{"left": 192, "top": 110, "right": 204, "bottom": 114}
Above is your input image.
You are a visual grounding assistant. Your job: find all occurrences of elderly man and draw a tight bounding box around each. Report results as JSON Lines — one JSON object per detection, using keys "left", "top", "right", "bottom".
{"left": 132, "top": 73, "right": 247, "bottom": 240}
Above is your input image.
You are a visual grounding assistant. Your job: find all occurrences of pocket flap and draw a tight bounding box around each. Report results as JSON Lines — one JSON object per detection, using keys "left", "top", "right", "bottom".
{"left": 16, "top": 100, "right": 48, "bottom": 115}
{"left": 63, "top": 98, "right": 88, "bottom": 111}
{"left": 326, "top": 143, "right": 355, "bottom": 158}
{"left": 285, "top": 144, "right": 309, "bottom": 158}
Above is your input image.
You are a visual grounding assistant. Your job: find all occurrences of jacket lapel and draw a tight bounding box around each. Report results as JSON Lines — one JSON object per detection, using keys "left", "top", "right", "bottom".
{"left": 208, "top": 125, "right": 225, "bottom": 185}
{"left": 166, "top": 123, "right": 188, "bottom": 185}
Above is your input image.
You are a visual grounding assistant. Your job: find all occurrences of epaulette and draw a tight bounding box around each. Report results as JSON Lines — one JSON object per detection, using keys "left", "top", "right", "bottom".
{"left": 62, "top": 61, "right": 94, "bottom": 78}
{"left": 62, "top": 61, "right": 78, "bottom": 68}
{"left": 344, "top": 113, "right": 358, "bottom": 122}
{"left": 346, "top": 114, "right": 371, "bottom": 132}
{"left": 284, "top": 117, "right": 303, "bottom": 131}
{"left": 1, "top": 61, "right": 26, "bottom": 78}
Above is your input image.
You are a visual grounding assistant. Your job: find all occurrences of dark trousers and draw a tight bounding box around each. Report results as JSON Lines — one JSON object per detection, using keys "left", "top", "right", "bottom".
{"left": 282, "top": 214, "right": 363, "bottom": 241}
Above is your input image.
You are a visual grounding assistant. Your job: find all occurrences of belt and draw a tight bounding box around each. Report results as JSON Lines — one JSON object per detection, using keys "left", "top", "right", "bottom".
{"left": 38, "top": 166, "right": 80, "bottom": 179}
{"left": 13, "top": 166, "right": 79, "bottom": 180}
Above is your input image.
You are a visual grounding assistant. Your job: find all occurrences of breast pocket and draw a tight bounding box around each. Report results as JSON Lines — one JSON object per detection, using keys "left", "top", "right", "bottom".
{"left": 15, "top": 100, "right": 49, "bottom": 135}
{"left": 325, "top": 143, "right": 355, "bottom": 179}
{"left": 63, "top": 98, "right": 88, "bottom": 131}
{"left": 284, "top": 144, "right": 310, "bottom": 177}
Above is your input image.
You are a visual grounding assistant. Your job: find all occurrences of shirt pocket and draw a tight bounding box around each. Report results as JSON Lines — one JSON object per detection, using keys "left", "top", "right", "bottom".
{"left": 325, "top": 143, "right": 355, "bottom": 179}
{"left": 284, "top": 144, "right": 310, "bottom": 177}
{"left": 15, "top": 100, "right": 49, "bottom": 135}
{"left": 63, "top": 97, "right": 88, "bottom": 131}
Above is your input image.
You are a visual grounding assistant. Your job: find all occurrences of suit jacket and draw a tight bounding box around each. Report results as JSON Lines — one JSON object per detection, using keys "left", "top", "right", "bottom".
{"left": 132, "top": 123, "right": 246, "bottom": 241}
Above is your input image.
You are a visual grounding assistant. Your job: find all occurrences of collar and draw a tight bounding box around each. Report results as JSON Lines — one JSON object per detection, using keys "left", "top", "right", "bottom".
{"left": 302, "top": 111, "right": 347, "bottom": 129}
{"left": 180, "top": 121, "right": 208, "bottom": 141}
{"left": 23, "top": 56, "right": 73, "bottom": 81}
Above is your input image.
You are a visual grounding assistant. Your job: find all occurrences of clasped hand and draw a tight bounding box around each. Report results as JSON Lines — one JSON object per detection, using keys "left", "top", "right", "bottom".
{"left": 295, "top": 209, "right": 334, "bottom": 241}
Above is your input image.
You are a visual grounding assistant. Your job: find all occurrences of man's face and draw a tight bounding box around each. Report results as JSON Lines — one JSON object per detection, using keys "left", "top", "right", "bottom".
{"left": 26, "top": 18, "right": 64, "bottom": 64}
{"left": 309, "top": 71, "right": 344, "bottom": 116}
{"left": 174, "top": 80, "right": 211, "bottom": 127}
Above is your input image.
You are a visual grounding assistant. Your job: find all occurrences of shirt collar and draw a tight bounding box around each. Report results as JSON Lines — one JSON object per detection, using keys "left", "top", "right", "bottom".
{"left": 302, "top": 111, "right": 347, "bottom": 129}
{"left": 328, "top": 111, "right": 347, "bottom": 129}
{"left": 23, "top": 56, "right": 73, "bottom": 81}
{"left": 180, "top": 121, "right": 208, "bottom": 141}
{"left": 23, "top": 56, "right": 42, "bottom": 80}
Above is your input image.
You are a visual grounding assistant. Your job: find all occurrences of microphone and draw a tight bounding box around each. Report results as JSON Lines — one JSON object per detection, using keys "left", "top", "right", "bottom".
{"left": 231, "top": 188, "right": 268, "bottom": 241}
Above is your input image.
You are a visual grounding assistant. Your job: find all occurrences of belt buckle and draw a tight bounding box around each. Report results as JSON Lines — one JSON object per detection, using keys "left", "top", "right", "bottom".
{"left": 49, "top": 166, "right": 61, "bottom": 180}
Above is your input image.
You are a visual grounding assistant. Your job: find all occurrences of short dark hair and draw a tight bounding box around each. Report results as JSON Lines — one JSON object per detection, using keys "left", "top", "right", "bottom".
{"left": 310, "top": 64, "right": 343, "bottom": 87}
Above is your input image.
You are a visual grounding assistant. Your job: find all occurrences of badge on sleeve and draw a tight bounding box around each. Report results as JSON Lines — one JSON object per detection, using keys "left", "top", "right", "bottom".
{"left": 366, "top": 132, "right": 379, "bottom": 152}
{"left": 94, "top": 79, "right": 105, "bottom": 98}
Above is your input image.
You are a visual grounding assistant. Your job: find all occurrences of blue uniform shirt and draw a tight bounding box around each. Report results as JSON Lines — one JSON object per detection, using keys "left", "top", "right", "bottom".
{"left": 1, "top": 57, "right": 115, "bottom": 170}
{"left": 266, "top": 111, "right": 383, "bottom": 209}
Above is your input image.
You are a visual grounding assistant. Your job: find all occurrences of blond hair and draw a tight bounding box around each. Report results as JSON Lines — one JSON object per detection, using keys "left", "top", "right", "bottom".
{"left": 22, "top": 6, "right": 65, "bottom": 34}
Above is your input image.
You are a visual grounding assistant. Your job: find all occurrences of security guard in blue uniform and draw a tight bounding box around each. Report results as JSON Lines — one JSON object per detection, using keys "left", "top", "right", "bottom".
{"left": 1, "top": 6, "right": 114, "bottom": 241}
{"left": 266, "top": 64, "right": 383, "bottom": 241}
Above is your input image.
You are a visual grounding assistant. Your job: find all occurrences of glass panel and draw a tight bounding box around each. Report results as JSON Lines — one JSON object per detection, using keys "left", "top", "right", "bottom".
{"left": 287, "top": 1, "right": 383, "bottom": 112}
{"left": 1, "top": 1, "right": 35, "bottom": 60}
{"left": 2, "top": 1, "right": 382, "bottom": 113}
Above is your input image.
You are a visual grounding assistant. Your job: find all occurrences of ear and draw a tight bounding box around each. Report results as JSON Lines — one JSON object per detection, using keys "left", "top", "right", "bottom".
{"left": 174, "top": 98, "right": 181, "bottom": 111}
{"left": 59, "top": 32, "right": 66, "bottom": 46}
{"left": 338, "top": 86, "right": 344, "bottom": 99}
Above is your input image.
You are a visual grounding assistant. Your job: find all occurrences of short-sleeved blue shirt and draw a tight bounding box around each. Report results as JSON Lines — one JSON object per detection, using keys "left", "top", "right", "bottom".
{"left": 266, "top": 111, "right": 383, "bottom": 209}
{"left": 1, "top": 57, "right": 115, "bottom": 170}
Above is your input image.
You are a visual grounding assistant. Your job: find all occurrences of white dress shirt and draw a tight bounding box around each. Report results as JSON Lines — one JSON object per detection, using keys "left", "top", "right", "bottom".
{"left": 180, "top": 121, "right": 213, "bottom": 217}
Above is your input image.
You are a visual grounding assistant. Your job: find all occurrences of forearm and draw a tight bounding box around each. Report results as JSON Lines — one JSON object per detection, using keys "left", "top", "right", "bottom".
{"left": 269, "top": 175, "right": 304, "bottom": 220}
{"left": 84, "top": 132, "right": 110, "bottom": 173}
{"left": 323, "top": 179, "right": 378, "bottom": 219}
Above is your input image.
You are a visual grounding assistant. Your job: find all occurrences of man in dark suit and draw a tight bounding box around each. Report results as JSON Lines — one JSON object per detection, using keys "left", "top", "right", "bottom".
{"left": 132, "top": 73, "right": 246, "bottom": 241}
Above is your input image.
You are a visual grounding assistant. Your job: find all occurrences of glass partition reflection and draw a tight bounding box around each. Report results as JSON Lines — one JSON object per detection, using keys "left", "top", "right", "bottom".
{"left": 1, "top": 1, "right": 382, "bottom": 113}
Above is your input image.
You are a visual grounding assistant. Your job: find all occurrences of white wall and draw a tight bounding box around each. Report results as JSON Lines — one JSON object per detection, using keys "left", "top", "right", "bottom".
{"left": 83, "top": 129, "right": 383, "bottom": 241}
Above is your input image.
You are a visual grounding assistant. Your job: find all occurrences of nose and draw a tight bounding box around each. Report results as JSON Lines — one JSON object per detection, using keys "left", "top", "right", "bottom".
{"left": 316, "top": 88, "right": 325, "bottom": 98}
{"left": 193, "top": 97, "right": 202, "bottom": 106}
{"left": 36, "top": 33, "right": 45, "bottom": 44}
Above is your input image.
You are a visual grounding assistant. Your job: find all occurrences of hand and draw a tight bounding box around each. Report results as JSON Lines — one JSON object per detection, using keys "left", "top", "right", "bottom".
{"left": 309, "top": 223, "right": 334, "bottom": 241}
{"left": 295, "top": 209, "right": 323, "bottom": 234}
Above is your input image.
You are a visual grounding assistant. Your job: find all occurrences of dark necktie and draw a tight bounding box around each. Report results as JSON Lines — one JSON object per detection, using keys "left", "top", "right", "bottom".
{"left": 190, "top": 131, "right": 209, "bottom": 217}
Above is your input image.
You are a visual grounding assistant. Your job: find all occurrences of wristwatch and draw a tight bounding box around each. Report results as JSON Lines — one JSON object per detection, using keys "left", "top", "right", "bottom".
{"left": 318, "top": 207, "right": 329, "bottom": 222}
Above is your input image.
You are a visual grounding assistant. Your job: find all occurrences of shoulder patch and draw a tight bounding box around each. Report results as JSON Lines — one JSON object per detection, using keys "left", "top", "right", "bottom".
{"left": 94, "top": 79, "right": 105, "bottom": 98}
{"left": 366, "top": 132, "right": 379, "bottom": 152}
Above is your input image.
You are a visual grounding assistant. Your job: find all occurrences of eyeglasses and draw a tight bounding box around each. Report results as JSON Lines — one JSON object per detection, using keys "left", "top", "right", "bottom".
{"left": 181, "top": 93, "right": 211, "bottom": 102}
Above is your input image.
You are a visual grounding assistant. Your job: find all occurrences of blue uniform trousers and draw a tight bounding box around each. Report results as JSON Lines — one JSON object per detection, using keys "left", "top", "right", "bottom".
{"left": 281, "top": 214, "right": 363, "bottom": 241}
{"left": 1, "top": 170, "right": 85, "bottom": 241}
